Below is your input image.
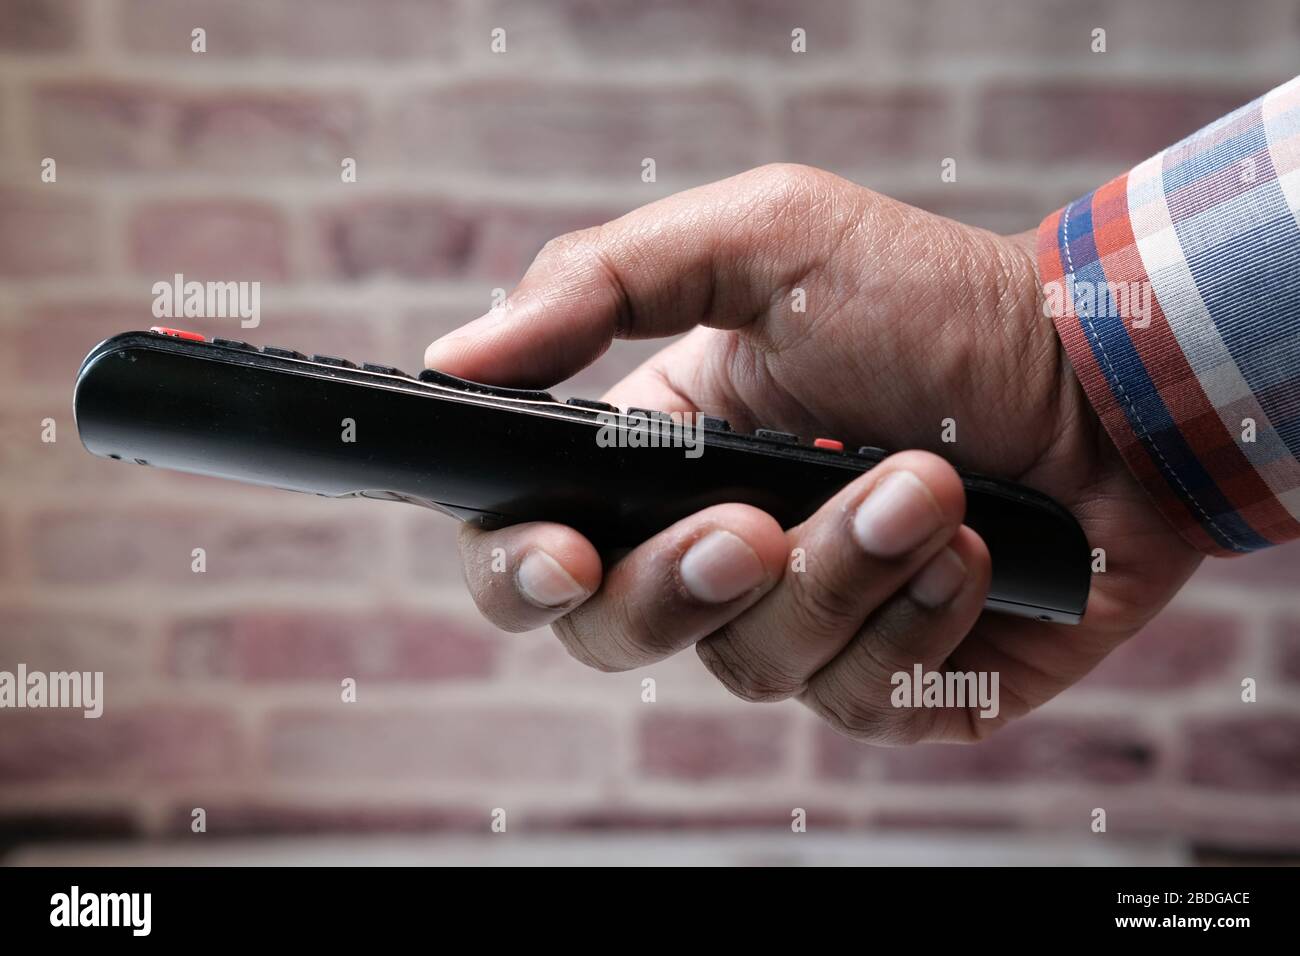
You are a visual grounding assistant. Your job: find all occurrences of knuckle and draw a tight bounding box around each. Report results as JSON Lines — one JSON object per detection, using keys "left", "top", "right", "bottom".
{"left": 750, "top": 162, "right": 816, "bottom": 192}
{"left": 745, "top": 163, "right": 839, "bottom": 211}
{"left": 536, "top": 225, "right": 633, "bottom": 333}
{"left": 618, "top": 598, "right": 690, "bottom": 661}
{"left": 552, "top": 596, "right": 687, "bottom": 673}
{"left": 744, "top": 166, "right": 814, "bottom": 221}
{"left": 537, "top": 227, "right": 598, "bottom": 264}
{"left": 787, "top": 564, "right": 863, "bottom": 637}
{"left": 550, "top": 613, "right": 625, "bottom": 673}
{"left": 697, "top": 631, "right": 801, "bottom": 703}
{"left": 815, "top": 688, "right": 919, "bottom": 745}
{"left": 805, "top": 667, "right": 922, "bottom": 745}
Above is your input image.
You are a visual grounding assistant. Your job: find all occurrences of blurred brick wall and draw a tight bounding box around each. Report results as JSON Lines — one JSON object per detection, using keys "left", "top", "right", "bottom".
{"left": 1, "top": 0, "right": 1298, "bottom": 856}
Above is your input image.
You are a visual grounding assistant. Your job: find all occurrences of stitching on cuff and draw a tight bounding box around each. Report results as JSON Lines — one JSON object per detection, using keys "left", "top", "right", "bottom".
{"left": 1059, "top": 202, "right": 1242, "bottom": 553}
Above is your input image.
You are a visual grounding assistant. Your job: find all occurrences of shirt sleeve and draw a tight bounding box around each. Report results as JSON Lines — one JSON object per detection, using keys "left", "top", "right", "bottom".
{"left": 1037, "top": 75, "right": 1300, "bottom": 556}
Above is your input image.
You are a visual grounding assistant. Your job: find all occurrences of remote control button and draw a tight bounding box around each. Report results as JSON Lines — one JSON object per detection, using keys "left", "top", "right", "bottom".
{"left": 755, "top": 428, "right": 798, "bottom": 443}
{"left": 262, "top": 346, "right": 306, "bottom": 359}
{"left": 312, "top": 354, "right": 357, "bottom": 369}
{"left": 627, "top": 407, "right": 670, "bottom": 421}
{"left": 702, "top": 415, "right": 732, "bottom": 432}
{"left": 212, "top": 338, "right": 255, "bottom": 350}
{"left": 566, "top": 397, "right": 618, "bottom": 413}
{"left": 857, "top": 445, "right": 888, "bottom": 457}
{"left": 418, "top": 368, "right": 555, "bottom": 402}
{"left": 362, "top": 363, "right": 408, "bottom": 376}
{"left": 150, "top": 326, "right": 205, "bottom": 342}
{"left": 813, "top": 438, "right": 844, "bottom": 452}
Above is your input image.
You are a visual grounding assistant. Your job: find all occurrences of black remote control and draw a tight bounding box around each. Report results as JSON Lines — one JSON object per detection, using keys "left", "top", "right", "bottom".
{"left": 74, "top": 328, "right": 1092, "bottom": 624}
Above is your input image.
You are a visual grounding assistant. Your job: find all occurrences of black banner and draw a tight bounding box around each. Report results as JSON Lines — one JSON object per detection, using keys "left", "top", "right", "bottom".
{"left": 0, "top": 864, "right": 1291, "bottom": 942}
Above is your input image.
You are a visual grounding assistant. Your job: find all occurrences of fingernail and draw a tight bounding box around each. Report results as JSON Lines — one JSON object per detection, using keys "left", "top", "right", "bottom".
{"left": 516, "top": 550, "right": 586, "bottom": 608}
{"left": 852, "top": 470, "right": 944, "bottom": 558}
{"left": 679, "top": 530, "right": 765, "bottom": 604}
{"left": 908, "top": 547, "right": 967, "bottom": 609}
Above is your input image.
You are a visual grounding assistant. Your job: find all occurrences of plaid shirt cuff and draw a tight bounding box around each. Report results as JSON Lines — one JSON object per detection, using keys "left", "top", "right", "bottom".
{"left": 1037, "top": 75, "right": 1300, "bottom": 557}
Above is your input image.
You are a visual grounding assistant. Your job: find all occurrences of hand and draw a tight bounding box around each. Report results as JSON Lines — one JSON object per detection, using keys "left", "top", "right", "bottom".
{"left": 425, "top": 164, "right": 1203, "bottom": 744}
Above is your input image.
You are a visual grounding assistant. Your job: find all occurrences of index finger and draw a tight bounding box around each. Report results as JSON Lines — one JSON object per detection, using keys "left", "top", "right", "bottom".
{"left": 424, "top": 164, "right": 843, "bottom": 387}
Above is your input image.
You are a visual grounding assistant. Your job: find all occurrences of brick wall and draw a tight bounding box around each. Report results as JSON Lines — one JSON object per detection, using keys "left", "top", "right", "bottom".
{"left": 1, "top": 0, "right": 1298, "bottom": 859}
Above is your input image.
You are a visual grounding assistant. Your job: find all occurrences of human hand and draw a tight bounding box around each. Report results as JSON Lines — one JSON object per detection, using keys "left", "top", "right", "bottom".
{"left": 425, "top": 164, "right": 1203, "bottom": 744}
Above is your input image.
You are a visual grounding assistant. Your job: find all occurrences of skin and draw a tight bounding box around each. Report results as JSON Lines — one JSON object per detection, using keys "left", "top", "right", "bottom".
{"left": 425, "top": 163, "right": 1204, "bottom": 745}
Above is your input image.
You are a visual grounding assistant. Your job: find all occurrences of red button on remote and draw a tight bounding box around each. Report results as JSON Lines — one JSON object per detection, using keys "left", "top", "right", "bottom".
{"left": 150, "top": 326, "right": 206, "bottom": 342}
{"left": 813, "top": 438, "right": 844, "bottom": 451}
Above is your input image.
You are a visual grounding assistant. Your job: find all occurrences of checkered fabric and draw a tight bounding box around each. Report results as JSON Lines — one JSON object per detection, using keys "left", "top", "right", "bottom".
{"left": 1038, "top": 76, "right": 1300, "bottom": 556}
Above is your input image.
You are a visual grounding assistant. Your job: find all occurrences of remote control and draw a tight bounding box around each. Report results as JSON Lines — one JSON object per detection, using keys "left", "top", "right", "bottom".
{"left": 74, "top": 328, "right": 1092, "bottom": 624}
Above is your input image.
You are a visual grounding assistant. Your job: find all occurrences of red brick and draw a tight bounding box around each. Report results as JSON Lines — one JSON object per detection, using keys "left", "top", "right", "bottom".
{"left": 481, "top": 0, "right": 854, "bottom": 58}
{"left": 1183, "top": 798, "right": 1300, "bottom": 855}
{"left": 1193, "top": 539, "right": 1300, "bottom": 589}
{"left": 168, "top": 610, "right": 498, "bottom": 681}
{"left": 174, "top": 92, "right": 366, "bottom": 173}
{"left": 813, "top": 723, "right": 883, "bottom": 781}
{"left": 119, "top": 0, "right": 460, "bottom": 59}
{"left": 1033, "top": 791, "right": 1190, "bottom": 839}
{"left": 530, "top": 806, "right": 857, "bottom": 831}
{"left": 27, "top": 509, "right": 383, "bottom": 586}
{"left": 472, "top": 203, "right": 627, "bottom": 282}
{"left": 1078, "top": 609, "right": 1243, "bottom": 690}
{"left": 0, "top": 189, "right": 98, "bottom": 277}
{"left": 1278, "top": 615, "right": 1300, "bottom": 684}
{"left": 33, "top": 84, "right": 366, "bottom": 174}
{"left": 0, "top": 399, "right": 312, "bottom": 501}
{"left": 162, "top": 802, "right": 485, "bottom": 836}
{"left": 896, "top": 187, "right": 1042, "bottom": 236}
{"left": 1112, "top": 2, "right": 1299, "bottom": 56}
{"left": 781, "top": 88, "right": 954, "bottom": 172}
{"left": 312, "top": 199, "right": 477, "bottom": 280}
{"left": 0, "top": 707, "right": 243, "bottom": 783}
{"left": 14, "top": 301, "right": 150, "bottom": 391}
{"left": 0, "top": 404, "right": 99, "bottom": 493}
{"left": 128, "top": 200, "right": 288, "bottom": 279}
{"left": 869, "top": 718, "right": 1160, "bottom": 784}
{"left": 397, "top": 305, "right": 488, "bottom": 362}
{"left": 320, "top": 200, "right": 624, "bottom": 285}
{"left": 33, "top": 83, "right": 173, "bottom": 171}
{"left": 857, "top": 0, "right": 1296, "bottom": 59}
{"left": 0, "top": 811, "right": 137, "bottom": 843}
{"left": 976, "top": 84, "right": 1261, "bottom": 164}
{"left": 0, "top": 0, "right": 81, "bottom": 52}
{"left": 266, "top": 707, "right": 617, "bottom": 780}
{"left": 399, "top": 512, "right": 472, "bottom": 589}
{"left": 1183, "top": 715, "right": 1300, "bottom": 791}
{"left": 0, "top": 607, "right": 145, "bottom": 680}
{"left": 389, "top": 82, "right": 760, "bottom": 180}
{"left": 638, "top": 710, "right": 790, "bottom": 780}
{"left": 870, "top": 808, "right": 1022, "bottom": 831}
